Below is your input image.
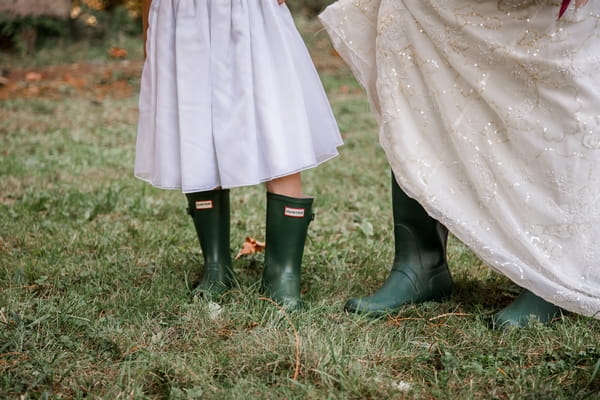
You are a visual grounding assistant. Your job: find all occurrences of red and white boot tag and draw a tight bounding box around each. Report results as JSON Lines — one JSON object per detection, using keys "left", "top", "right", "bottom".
{"left": 284, "top": 206, "right": 305, "bottom": 218}
{"left": 195, "top": 200, "right": 213, "bottom": 210}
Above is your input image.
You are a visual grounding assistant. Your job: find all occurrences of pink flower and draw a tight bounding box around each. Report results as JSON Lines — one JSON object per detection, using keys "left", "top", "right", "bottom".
{"left": 559, "top": 0, "right": 591, "bottom": 19}
{"left": 559, "top": 0, "right": 570, "bottom": 18}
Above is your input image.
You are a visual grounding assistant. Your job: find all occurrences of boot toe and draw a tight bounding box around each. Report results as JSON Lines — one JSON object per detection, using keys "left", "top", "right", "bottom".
{"left": 491, "top": 290, "right": 562, "bottom": 329}
{"left": 192, "top": 269, "right": 235, "bottom": 298}
{"left": 491, "top": 310, "right": 526, "bottom": 329}
{"left": 262, "top": 273, "right": 302, "bottom": 310}
{"left": 274, "top": 296, "right": 303, "bottom": 311}
{"left": 192, "top": 281, "right": 229, "bottom": 298}
{"left": 263, "top": 288, "right": 302, "bottom": 311}
{"left": 491, "top": 310, "right": 551, "bottom": 329}
{"left": 344, "top": 297, "right": 399, "bottom": 317}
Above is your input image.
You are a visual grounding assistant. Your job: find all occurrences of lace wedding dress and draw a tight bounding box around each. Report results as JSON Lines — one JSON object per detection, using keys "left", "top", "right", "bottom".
{"left": 321, "top": 0, "right": 600, "bottom": 318}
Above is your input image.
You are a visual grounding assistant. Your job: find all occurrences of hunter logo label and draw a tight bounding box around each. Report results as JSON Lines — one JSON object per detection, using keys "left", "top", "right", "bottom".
{"left": 195, "top": 200, "right": 213, "bottom": 210}
{"left": 284, "top": 207, "right": 305, "bottom": 218}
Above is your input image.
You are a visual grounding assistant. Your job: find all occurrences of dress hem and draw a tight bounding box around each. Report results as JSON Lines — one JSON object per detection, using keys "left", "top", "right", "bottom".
{"left": 134, "top": 149, "right": 341, "bottom": 194}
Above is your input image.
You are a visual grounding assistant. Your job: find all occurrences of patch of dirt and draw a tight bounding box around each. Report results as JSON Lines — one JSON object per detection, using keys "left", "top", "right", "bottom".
{"left": 0, "top": 60, "right": 144, "bottom": 101}
{"left": 0, "top": 21, "right": 353, "bottom": 103}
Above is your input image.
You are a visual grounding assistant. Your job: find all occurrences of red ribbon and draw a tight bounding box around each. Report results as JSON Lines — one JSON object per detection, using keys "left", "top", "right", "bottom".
{"left": 559, "top": 0, "right": 571, "bottom": 18}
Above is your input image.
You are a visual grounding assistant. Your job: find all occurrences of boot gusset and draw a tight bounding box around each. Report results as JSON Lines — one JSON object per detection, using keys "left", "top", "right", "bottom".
{"left": 390, "top": 261, "right": 453, "bottom": 301}
{"left": 389, "top": 220, "right": 453, "bottom": 303}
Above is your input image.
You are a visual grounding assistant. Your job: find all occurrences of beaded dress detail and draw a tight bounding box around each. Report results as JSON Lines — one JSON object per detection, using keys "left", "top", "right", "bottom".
{"left": 321, "top": 0, "right": 600, "bottom": 318}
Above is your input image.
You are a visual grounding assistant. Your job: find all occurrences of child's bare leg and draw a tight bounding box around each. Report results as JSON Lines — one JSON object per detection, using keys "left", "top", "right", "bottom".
{"left": 266, "top": 173, "right": 303, "bottom": 197}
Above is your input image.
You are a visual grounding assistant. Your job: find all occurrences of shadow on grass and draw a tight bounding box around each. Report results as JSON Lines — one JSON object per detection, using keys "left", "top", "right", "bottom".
{"left": 451, "top": 276, "right": 522, "bottom": 314}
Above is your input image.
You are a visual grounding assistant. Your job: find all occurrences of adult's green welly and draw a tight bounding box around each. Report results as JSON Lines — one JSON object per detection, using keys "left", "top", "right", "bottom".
{"left": 344, "top": 175, "right": 453, "bottom": 316}
{"left": 493, "top": 289, "right": 562, "bottom": 328}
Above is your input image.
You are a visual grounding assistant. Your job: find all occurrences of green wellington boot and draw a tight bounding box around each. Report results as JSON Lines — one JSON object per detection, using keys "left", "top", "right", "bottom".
{"left": 344, "top": 175, "right": 453, "bottom": 316}
{"left": 186, "top": 189, "right": 235, "bottom": 297}
{"left": 262, "top": 192, "right": 314, "bottom": 310}
{"left": 492, "top": 289, "right": 562, "bottom": 328}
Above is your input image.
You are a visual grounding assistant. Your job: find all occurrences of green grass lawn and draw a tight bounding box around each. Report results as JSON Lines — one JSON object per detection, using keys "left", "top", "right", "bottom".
{"left": 1, "top": 18, "right": 600, "bottom": 400}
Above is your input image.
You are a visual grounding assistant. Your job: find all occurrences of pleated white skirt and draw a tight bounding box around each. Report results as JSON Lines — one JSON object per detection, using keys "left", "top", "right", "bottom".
{"left": 135, "top": 0, "right": 342, "bottom": 192}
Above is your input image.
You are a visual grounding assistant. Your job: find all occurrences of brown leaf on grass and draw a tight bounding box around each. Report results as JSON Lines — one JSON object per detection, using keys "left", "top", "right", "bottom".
{"left": 246, "top": 322, "right": 259, "bottom": 330}
{"left": 109, "top": 46, "right": 128, "bottom": 59}
{"left": 62, "top": 73, "right": 86, "bottom": 89}
{"left": 235, "top": 236, "right": 265, "bottom": 259}
{"left": 25, "top": 72, "right": 42, "bottom": 81}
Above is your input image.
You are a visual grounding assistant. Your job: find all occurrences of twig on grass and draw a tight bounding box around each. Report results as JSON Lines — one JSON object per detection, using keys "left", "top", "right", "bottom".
{"left": 258, "top": 296, "right": 301, "bottom": 381}
{"left": 122, "top": 344, "right": 146, "bottom": 359}
{"left": 428, "top": 312, "right": 472, "bottom": 322}
{"left": 0, "top": 352, "right": 26, "bottom": 358}
{"left": 387, "top": 317, "right": 423, "bottom": 327}
{"left": 387, "top": 312, "right": 472, "bottom": 327}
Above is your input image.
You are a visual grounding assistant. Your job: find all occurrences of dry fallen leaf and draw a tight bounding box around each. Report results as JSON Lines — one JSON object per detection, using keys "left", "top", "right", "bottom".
{"left": 235, "top": 236, "right": 265, "bottom": 259}
{"left": 109, "top": 46, "right": 128, "bottom": 59}
{"left": 62, "top": 73, "right": 86, "bottom": 89}
{"left": 25, "top": 72, "right": 42, "bottom": 81}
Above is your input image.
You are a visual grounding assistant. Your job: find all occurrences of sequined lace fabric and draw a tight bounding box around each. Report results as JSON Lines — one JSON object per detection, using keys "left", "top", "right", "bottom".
{"left": 321, "top": 0, "right": 600, "bottom": 318}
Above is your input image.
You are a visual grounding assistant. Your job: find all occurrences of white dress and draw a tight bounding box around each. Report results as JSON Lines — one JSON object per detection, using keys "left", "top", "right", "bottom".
{"left": 320, "top": 0, "right": 600, "bottom": 318}
{"left": 135, "top": 0, "right": 342, "bottom": 192}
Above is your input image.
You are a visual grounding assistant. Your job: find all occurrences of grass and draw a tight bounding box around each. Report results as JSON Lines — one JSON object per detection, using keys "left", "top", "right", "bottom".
{"left": 0, "top": 31, "right": 144, "bottom": 69}
{"left": 1, "top": 18, "right": 600, "bottom": 400}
